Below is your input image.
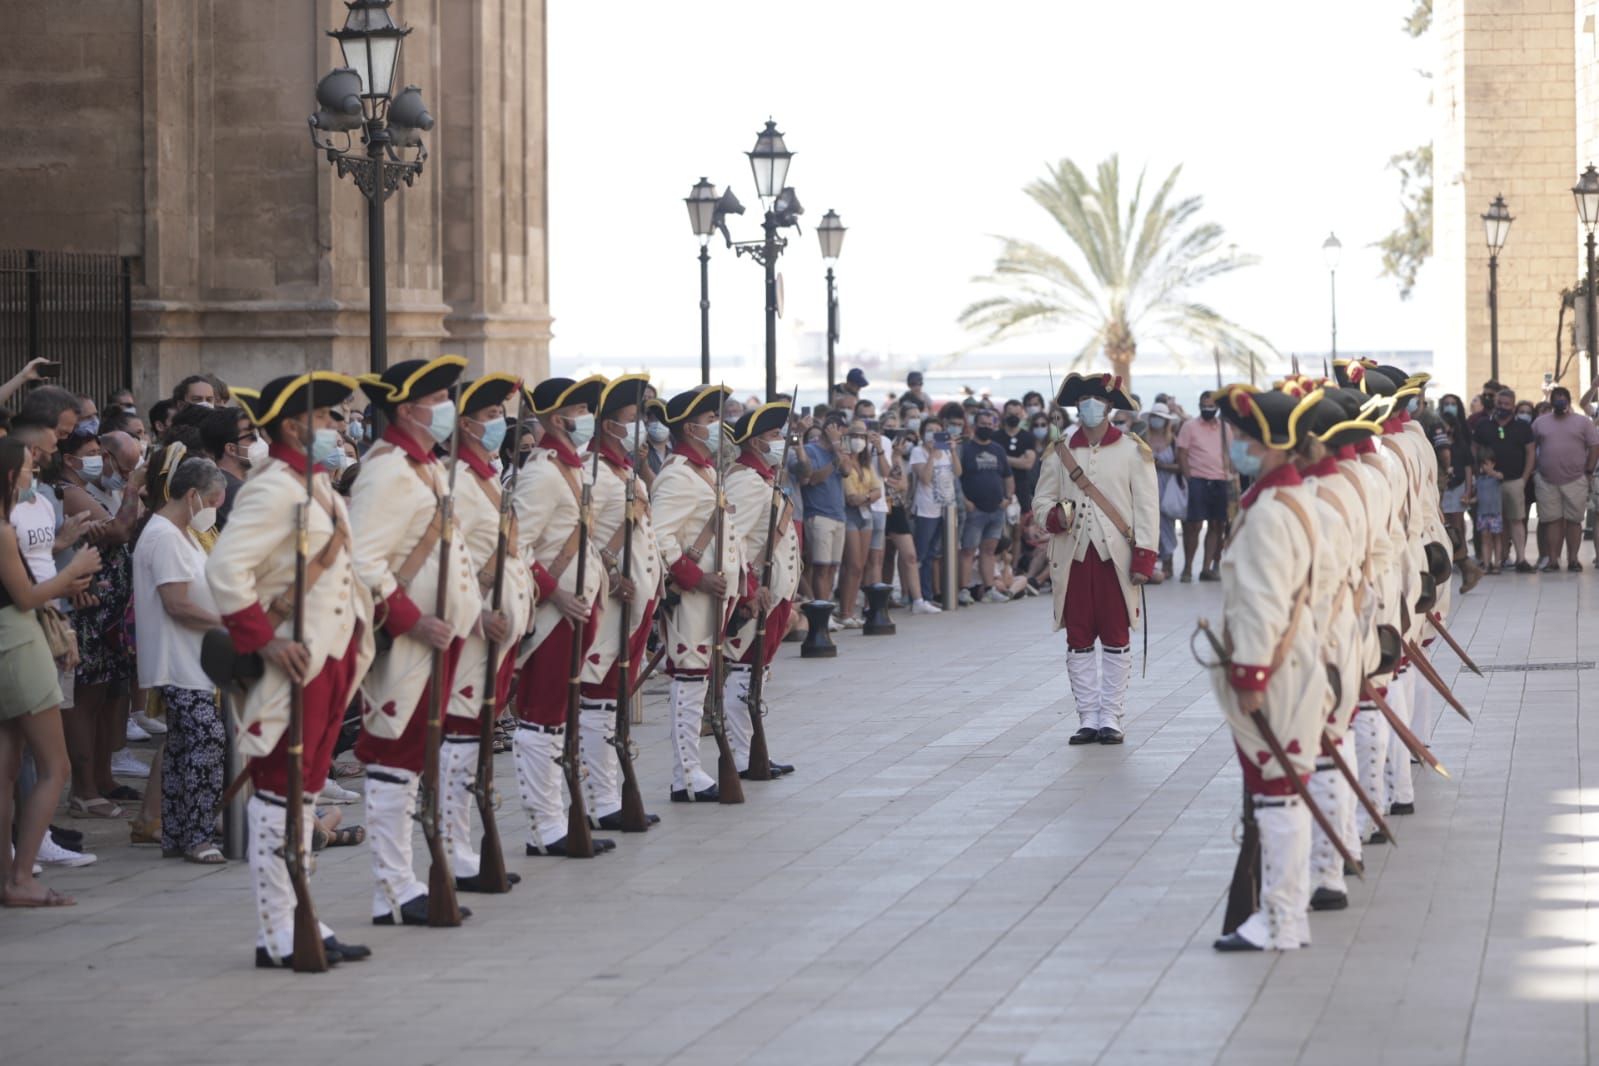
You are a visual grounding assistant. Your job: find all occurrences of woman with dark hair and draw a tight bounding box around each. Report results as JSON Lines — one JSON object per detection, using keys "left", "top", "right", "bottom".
{"left": 1434, "top": 392, "right": 1482, "bottom": 590}
{"left": 0, "top": 437, "right": 102, "bottom": 906}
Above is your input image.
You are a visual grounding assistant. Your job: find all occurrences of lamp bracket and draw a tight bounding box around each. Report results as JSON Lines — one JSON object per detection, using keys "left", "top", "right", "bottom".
{"left": 330, "top": 151, "right": 425, "bottom": 201}
{"left": 732, "top": 237, "right": 786, "bottom": 267}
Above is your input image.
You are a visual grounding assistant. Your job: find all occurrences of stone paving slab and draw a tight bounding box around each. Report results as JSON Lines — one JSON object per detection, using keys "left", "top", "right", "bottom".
{"left": 0, "top": 570, "right": 1594, "bottom": 1065}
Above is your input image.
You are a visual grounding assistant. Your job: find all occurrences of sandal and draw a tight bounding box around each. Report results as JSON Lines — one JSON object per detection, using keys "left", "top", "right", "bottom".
{"left": 330, "top": 762, "right": 364, "bottom": 780}
{"left": 312, "top": 826, "right": 329, "bottom": 852}
{"left": 129, "top": 818, "right": 161, "bottom": 845}
{"left": 183, "top": 844, "right": 226, "bottom": 865}
{"left": 69, "top": 795, "right": 125, "bottom": 819}
{"left": 328, "top": 825, "right": 365, "bottom": 848}
{"left": 2, "top": 886, "right": 76, "bottom": 908}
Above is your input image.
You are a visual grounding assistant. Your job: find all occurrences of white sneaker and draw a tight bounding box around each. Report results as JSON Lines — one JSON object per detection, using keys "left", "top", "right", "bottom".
{"left": 826, "top": 616, "right": 843, "bottom": 632}
{"left": 125, "top": 719, "right": 151, "bottom": 743}
{"left": 37, "top": 836, "right": 97, "bottom": 867}
{"left": 957, "top": 588, "right": 974, "bottom": 606}
{"left": 110, "top": 750, "right": 150, "bottom": 779}
{"left": 983, "top": 588, "right": 1010, "bottom": 604}
{"left": 319, "top": 781, "right": 360, "bottom": 805}
{"left": 840, "top": 616, "right": 864, "bottom": 629}
{"left": 911, "top": 599, "right": 942, "bottom": 615}
{"left": 131, "top": 710, "right": 167, "bottom": 736}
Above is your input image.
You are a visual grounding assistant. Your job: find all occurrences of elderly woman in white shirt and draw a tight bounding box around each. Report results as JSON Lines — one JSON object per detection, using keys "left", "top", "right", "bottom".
{"left": 132, "top": 448, "right": 227, "bottom": 863}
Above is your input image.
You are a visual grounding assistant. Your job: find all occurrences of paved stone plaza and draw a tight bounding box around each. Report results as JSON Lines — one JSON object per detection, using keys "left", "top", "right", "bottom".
{"left": 1, "top": 572, "right": 1595, "bottom": 1065}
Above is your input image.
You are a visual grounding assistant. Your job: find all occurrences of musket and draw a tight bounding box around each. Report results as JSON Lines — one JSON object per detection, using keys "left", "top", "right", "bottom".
{"left": 469, "top": 385, "right": 524, "bottom": 894}
{"left": 1321, "top": 733, "right": 1397, "bottom": 845}
{"left": 1402, "top": 638, "right": 1472, "bottom": 722}
{"left": 610, "top": 414, "right": 650, "bottom": 832}
{"left": 704, "top": 395, "right": 745, "bottom": 805}
{"left": 1221, "top": 775, "right": 1259, "bottom": 935}
{"left": 420, "top": 408, "right": 464, "bottom": 926}
{"left": 1426, "top": 610, "right": 1483, "bottom": 677}
{"left": 283, "top": 382, "right": 328, "bottom": 972}
{"left": 630, "top": 642, "right": 665, "bottom": 699}
{"left": 743, "top": 386, "right": 800, "bottom": 782}
{"left": 1214, "top": 348, "right": 1240, "bottom": 527}
{"left": 560, "top": 451, "right": 599, "bottom": 855}
{"left": 1361, "top": 680, "right": 1450, "bottom": 778}
{"left": 1195, "top": 619, "right": 1364, "bottom": 878}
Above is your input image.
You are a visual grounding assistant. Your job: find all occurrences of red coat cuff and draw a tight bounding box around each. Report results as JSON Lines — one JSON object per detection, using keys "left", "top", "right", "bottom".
{"left": 1044, "top": 506, "right": 1068, "bottom": 534}
{"left": 670, "top": 556, "right": 704, "bottom": 590}
{"left": 383, "top": 588, "right": 422, "bottom": 638}
{"left": 223, "top": 603, "right": 277, "bottom": 656}
{"left": 531, "top": 562, "right": 558, "bottom": 600}
{"left": 1131, "top": 548, "right": 1157, "bottom": 578}
{"left": 1229, "top": 662, "right": 1271, "bottom": 692}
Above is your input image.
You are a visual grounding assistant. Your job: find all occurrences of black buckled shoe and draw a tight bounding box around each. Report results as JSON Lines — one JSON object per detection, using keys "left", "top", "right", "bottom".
{"left": 1367, "top": 830, "right": 1389, "bottom": 845}
{"left": 256, "top": 946, "right": 342, "bottom": 969}
{"left": 1389, "top": 801, "right": 1415, "bottom": 816}
{"left": 1309, "top": 888, "right": 1348, "bottom": 911}
{"left": 372, "top": 895, "right": 474, "bottom": 926}
{"left": 324, "top": 936, "right": 371, "bottom": 961}
{"left": 455, "top": 871, "right": 523, "bottom": 892}
{"left": 1068, "top": 727, "right": 1100, "bottom": 746}
{"left": 1212, "top": 932, "right": 1264, "bottom": 952}
{"left": 739, "top": 762, "right": 796, "bottom": 780}
{"left": 525, "top": 837, "right": 617, "bottom": 857}
{"left": 594, "top": 811, "right": 661, "bottom": 832}
{"left": 1097, "top": 727, "right": 1125, "bottom": 745}
{"left": 670, "top": 785, "right": 720, "bottom": 803}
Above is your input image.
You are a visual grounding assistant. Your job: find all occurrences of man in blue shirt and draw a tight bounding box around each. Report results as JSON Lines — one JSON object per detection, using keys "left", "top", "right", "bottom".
{"left": 790, "top": 413, "right": 847, "bottom": 609}
{"left": 958, "top": 408, "right": 1015, "bottom": 604}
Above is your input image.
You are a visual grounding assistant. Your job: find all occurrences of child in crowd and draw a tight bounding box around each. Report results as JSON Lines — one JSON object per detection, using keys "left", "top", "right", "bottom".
{"left": 1477, "top": 453, "right": 1505, "bottom": 574}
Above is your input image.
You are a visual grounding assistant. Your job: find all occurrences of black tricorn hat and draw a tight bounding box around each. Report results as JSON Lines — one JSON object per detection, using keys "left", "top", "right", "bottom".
{"left": 528, "top": 374, "right": 605, "bottom": 417}
{"left": 1217, "top": 385, "right": 1324, "bottom": 450}
{"left": 234, "top": 372, "right": 360, "bottom": 428}
{"left": 1331, "top": 358, "right": 1380, "bottom": 390}
{"left": 1056, "top": 372, "right": 1136, "bottom": 412}
{"left": 645, "top": 396, "right": 667, "bottom": 420}
{"left": 359, "top": 354, "right": 467, "bottom": 410}
{"left": 731, "top": 401, "right": 791, "bottom": 445}
{"left": 598, "top": 374, "right": 649, "bottom": 419}
{"left": 665, "top": 384, "right": 731, "bottom": 425}
{"left": 1307, "top": 396, "right": 1381, "bottom": 450}
{"left": 456, "top": 373, "right": 520, "bottom": 417}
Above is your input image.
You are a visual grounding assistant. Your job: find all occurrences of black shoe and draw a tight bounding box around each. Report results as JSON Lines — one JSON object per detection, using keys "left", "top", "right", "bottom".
{"left": 1368, "top": 830, "right": 1389, "bottom": 845}
{"left": 670, "top": 785, "right": 720, "bottom": 803}
{"left": 524, "top": 837, "right": 616, "bottom": 857}
{"left": 1097, "top": 727, "right": 1125, "bottom": 745}
{"left": 49, "top": 825, "right": 84, "bottom": 848}
{"left": 324, "top": 936, "right": 371, "bottom": 961}
{"left": 1199, "top": 570, "right": 1221, "bottom": 582}
{"left": 1389, "top": 801, "right": 1415, "bottom": 816}
{"left": 594, "top": 811, "right": 660, "bottom": 832}
{"left": 1310, "top": 887, "right": 1348, "bottom": 911}
{"left": 455, "top": 871, "right": 523, "bottom": 891}
{"left": 1212, "top": 932, "right": 1263, "bottom": 952}
{"left": 256, "top": 946, "right": 342, "bottom": 969}
{"left": 1068, "top": 727, "right": 1100, "bottom": 746}
{"left": 768, "top": 761, "right": 796, "bottom": 776}
{"left": 372, "top": 895, "right": 474, "bottom": 926}
{"left": 1516, "top": 561, "right": 1536, "bottom": 573}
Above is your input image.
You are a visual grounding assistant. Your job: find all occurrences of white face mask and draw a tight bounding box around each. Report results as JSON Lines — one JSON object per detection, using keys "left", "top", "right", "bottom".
{"left": 765, "top": 438, "right": 789, "bottom": 467}
{"left": 245, "top": 437, "right": 270, "bottom": 465}
{"left": 613, "top": 420, "right": 643, "bottom": 447}
{"left": 78, "top": 455, "right": 104, "bottom": 481}
{"left": 647, "top": 421, "right": 670, "bottom": 443}
{"left": 846, "top": 437, "right": 867, "bottom": 454}
{"left": 1077, "top": 398, "right": 1108, "bottom": 428}
{"left": 567, "top": 413, "right": 596, "bottom": 448}
{"left": 189, "top": 496, "right": 217, "bottom": 533}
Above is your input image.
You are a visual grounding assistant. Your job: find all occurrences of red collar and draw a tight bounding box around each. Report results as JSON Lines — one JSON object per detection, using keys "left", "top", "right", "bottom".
{"left": 1354, "top": 438, "right": 1376, "bottom": 455}
{"left": 382, "top": 425, "right": 436, "bottom": 465}
{"left": 1336, "top": 445, "right": 1358, "bottom": 462}
{"left": 736, "top": 450, "right": 773, "bottom": 479}
{"left": 1068, "top": 425, "right": 1122, "bottom": 449}
{"left": 268, "top": 441, "right": 310, "bottom": 474}
{"left": 678, "top": 441, "right": 715, "bottom": 471}
{"left": 541, "top": 434, "right": 583, "bottom": 468}
{"left": 458, "top": 445, "right": 496, "bottom": 482}
{"left": 1305, "top": 456, "right": 1339, "bottom": 479}
{"left": 591, "top": 438, "right": 634, "bottom": 471}
{"left": 1381, "top": 417, "right": 1405, "bottom": 435}
{"left": 1239, "top": 461, "right": 1302, "bottom": 510}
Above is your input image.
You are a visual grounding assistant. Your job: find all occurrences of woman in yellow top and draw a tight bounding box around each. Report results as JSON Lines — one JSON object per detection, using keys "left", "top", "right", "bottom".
{"left": 836, "top": 420, "right": 883, "bottom": 628}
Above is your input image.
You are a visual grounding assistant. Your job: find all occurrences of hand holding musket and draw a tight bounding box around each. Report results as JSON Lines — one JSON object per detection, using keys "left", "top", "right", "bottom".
{"left": 560, "top": 453, "right": 599, "bottom": 856}
{"left": 611, "top": 419, "right": 650, "bottom": 832}
{"left": 744, "top": 393, "right": 799, "bottom": 783}
{"left": 420, "top": 417, "right": 464, "bottom": 926}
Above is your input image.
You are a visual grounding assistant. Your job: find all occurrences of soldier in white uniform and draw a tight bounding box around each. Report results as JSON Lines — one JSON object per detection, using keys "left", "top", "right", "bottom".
{"left": 1031, "top": 373, "right": 1159, "bottom": 745}
{"left": 441, "top": 374, "right": 533, "bottom": 890}
{"left": 511, "top": 376, "right": 616, "bottom": 855}
{"left": 350, "top": 355, "right": 485, "bottom": 926}
{"left": 208, "top": 372, "right": 376, "bottom": 967}
{"left": 579, "top": 374, "right": 662, "bottom": 832}
{"left": 1208, "top": 385, "right": 1331, "bottom": 952}
{"left": 724, "top": 403, "right": 800, "bottom": 779}
{"left": 651, "top": 386, "right": 747, "bottom": 802}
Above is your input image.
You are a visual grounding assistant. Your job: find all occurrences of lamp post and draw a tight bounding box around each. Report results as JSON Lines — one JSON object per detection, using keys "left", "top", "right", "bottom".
{"left": 1321, "top": 232, "right": 1341, "bottom": 362}
{"left": 1574, "top": 165, "right": 1599, "bottom": 387}
{"left": 733, "top": 120, "right": 802, "bottom": 401}
{"left": 684, "top": 179, "right": 745, "bottom": 384}
{"left": 817, "top": 210, "right": 846, "bottom": 402}
{"left": 1482, "top": 194, "right": 1513, "bottom": 383}
{"left": 308, "top": 0, "right": 433, "bottom": 375}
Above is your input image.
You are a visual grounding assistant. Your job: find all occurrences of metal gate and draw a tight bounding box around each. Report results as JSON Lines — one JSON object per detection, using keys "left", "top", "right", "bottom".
{"left": 0, "top": 251, "right": 132, "bottom": 407}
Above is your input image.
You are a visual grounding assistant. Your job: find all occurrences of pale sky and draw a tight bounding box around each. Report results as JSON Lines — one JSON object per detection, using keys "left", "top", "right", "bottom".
{"left": 547, "top": 1, "right": 1436, "bottom": 377}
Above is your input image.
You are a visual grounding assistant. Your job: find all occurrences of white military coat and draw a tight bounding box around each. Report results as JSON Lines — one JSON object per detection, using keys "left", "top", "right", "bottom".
{"left": 650, "top": 448, "right": 746, "bottom": 674}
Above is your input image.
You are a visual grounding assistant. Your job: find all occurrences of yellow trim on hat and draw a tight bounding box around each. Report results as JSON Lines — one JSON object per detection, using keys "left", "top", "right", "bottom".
{"left": 599, "top": 373, "right": 650, "bottom": 413}
{"left": 358, "top": 354, "right": 468, "bottom": 405}
{"left": 1313, "top": 416, "right": 1384, "bottom": 443}
{"left": 457, "top": 372, "right": 521, "bottom": 415}
{"left": 1221, "top": 383, "right": 1271, "bottom": 445}
{"left": 1279, "top": 388, "right": 1326, "bottom": 450}
{"left": 731, "top": 401, "right": 792, "bottom": 444}
{"left": 1359, "top": 394, "right": 1397, "bottom": 425}
{"left": 237, "top": 372, "right": 359, "bottom": 427}
{"left": 666, "top": 384, "right": 732, "bottom": 425}
{"left": 530, "top": 373, "right": 607, "bottom": 416}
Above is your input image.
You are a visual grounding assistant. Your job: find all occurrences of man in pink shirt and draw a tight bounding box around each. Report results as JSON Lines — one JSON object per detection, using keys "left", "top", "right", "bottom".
{"left": 1531, "top": 386, "right": 1599, "bottom": 571}
{"left": 1176, "top": 391, "right": 1228, "bottom": 581}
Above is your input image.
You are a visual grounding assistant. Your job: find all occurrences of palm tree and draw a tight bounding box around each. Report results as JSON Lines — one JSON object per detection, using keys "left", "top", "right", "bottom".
{"left": 959, "top": 155, "right": 1274, "bottom": 388}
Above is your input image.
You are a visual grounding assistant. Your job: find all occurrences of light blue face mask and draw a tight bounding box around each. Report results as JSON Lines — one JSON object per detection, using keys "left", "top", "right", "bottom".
{"left": 1229, "top": 437, "right": 1263, "bottom": 478}
{"left": 477, "top": 416, "right": 508, "bottom": 453}
{"left": 17, "top": 484, "right": 36, "bottom": 504}
{"left": 701, "top": 421, "right": 723, "bottom": 451}
{"left": 647, "top": 421, "right": 669, "bottom": 443}
{"left": 567, "top": 413, "right": 596, "bottom": 448}
{"left": 79, "top": 455, "right": 104, "bottom": 480}
{"left": 310, "top": 426, "right": 343, "bottom": 465}
{"left": 1077, "top": 398, "right": 1108, "bottom": 428}
{"left": 766, "top": 437, "right": 788, "bottom": 467}
{"left": 425, "top": 401, "right": 457, "bottom": 445}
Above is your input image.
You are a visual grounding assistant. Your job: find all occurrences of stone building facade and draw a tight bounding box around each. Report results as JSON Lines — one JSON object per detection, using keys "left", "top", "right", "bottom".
{"left": 0, "top": 0, "right": 551, "bottom": 401}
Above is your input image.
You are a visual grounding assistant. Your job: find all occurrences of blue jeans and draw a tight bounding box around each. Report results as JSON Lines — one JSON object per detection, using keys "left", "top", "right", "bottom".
{"left": 913, "top": 514, "right": 944, "bottom": 602}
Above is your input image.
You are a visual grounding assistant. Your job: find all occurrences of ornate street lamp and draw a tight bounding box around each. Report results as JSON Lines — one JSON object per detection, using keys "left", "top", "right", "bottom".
{"left": 734, "top": 121, "right": 803, "bottom": 400}
{"left": 1574, "top": 166, "right": 1599, "bottom": 385}
{"left": 817, "top": 210, "right": 846, "bottom": 401}
{"left": 1321, "top": 232, "right": 1342, "bottom": 361}
{"left": 308, "top": 0, "right": 433, "bottom": 374}
{"left": 1482, "top": 195, "right": 1513, "bottom": 382}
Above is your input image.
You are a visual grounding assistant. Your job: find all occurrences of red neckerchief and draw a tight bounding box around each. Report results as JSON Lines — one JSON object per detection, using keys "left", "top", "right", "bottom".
{"left": 268, "top": 441, "right": 309, "bottom": 474}
{"left": 382, "top": 424, "right": 436, "bottom": 465}
{"left": 457, "top": 444, "right": 495, "bottom": 482}
{"left": 1355, "top": 438, "right": 1376, "bottom": 455}
{"left": 591, "top": 437, "right": 633, "bottom": 471}
{"left": 737, "top": 450, "right": 773, "bottom": 480}
{"left": 1067, "top": 425, "right": 1123, "bottom": 449}
{"left": 1239, "top": 461, "right": 1302, "bottom": 510}
{"left": 1381, "top": 417, "right": 1405, "bottom": 435}
{"left": 678, "top": 438, "right": 715, "bottom": 470}
{"left": 541, "top": 433, "right": 583, "bottom": 469}
{"left": 1305, "top": 456, "right": 1339, "bottom": 479}
{"left": 1336, "top": 445, "right": 1358, "bottom": 462}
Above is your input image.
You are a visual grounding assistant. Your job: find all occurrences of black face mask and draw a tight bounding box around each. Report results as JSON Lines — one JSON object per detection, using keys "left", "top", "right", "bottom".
{"left": 1554, "top": 397, "right": 1571, "bottom": 413}
{"left": 1200, "top": 408, "right": 1218, "bottom": 421}
{"left": 975, "top": 427, "right": 994, "bottom": 443}
{"left": 1004, "top": 415, "right": 1020, "bottom": 430}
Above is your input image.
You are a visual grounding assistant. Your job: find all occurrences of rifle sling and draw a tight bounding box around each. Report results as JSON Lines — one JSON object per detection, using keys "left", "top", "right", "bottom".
{"left": 1054, "top": 442, "right": 1134, "bottom": 543}
{"left": 266, "top": 486, "right": 352, "bottom": 628}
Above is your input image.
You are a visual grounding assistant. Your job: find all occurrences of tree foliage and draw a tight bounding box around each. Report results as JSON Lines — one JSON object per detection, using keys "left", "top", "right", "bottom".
{"left": 1378, "top": 0, "right": 1433, "bottom": 297}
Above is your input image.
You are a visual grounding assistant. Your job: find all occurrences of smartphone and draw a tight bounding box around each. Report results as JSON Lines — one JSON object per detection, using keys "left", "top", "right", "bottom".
{"left": 933, "top": 430, "right": 951, "bottom": 449}
{"left": 1545, "top": 373, "right": 1554, "bottom": 384}
{"left": 865, "top": 419, "right": 880, "bottom": 432}
{"left": 36, "top": 360, "right": 59, "bottom": 380}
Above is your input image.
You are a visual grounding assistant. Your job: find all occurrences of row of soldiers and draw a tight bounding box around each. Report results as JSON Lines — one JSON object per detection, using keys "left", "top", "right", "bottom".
{"left": 204, "top": 356, "right": 799, "bottom": 968}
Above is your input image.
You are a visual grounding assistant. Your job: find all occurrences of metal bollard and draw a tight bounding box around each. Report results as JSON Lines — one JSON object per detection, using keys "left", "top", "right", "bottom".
{"left": 862, "top": 583, "right": 896, "bottom": 635}
{"left": 800, "top": 599, "right": 838, "bottom": 658}
{"left": 942, "top": 502, "right": 959, "bottom": 611}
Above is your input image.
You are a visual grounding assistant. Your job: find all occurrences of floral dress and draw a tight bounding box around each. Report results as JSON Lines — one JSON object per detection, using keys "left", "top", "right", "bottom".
{"left": 74, "top": 540, "right": 133, "bottom": 687}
